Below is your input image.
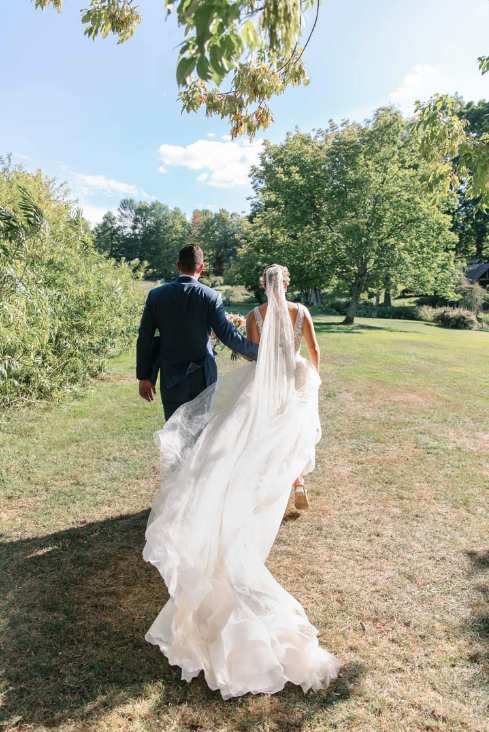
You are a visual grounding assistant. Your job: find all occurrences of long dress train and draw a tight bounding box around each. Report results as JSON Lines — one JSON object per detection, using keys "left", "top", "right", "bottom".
{"left": 142, "top": 268, "right": 340, "bottom": 699}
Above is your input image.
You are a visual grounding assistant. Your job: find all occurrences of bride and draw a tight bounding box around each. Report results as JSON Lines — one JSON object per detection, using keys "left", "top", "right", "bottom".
{"left": 142, "top": 263, "right": 341, "bottom": 699}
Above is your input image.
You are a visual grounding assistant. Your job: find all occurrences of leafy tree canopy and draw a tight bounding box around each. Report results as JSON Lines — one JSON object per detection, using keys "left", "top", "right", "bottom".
{"left": 240, "top": 107, "right": 459, "bottom": 323}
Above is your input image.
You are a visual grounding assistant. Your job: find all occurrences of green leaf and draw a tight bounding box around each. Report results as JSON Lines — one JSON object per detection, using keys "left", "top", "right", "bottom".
{"left": 193, "top": 2, "right": 215, "bottom": 47}
{"left": 242, "top": 19, "right": 258, "bottom": 47}
{"left": 176, "top": 55, "right": 197, "bottom": 86}
{"left": 196, "top": 54, "right": 211, "bottom": 81}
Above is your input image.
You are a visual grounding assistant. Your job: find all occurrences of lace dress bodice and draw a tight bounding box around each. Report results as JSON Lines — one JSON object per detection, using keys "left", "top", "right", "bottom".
{"left": 253, "top": 303, "right": 305, "bottom": 354}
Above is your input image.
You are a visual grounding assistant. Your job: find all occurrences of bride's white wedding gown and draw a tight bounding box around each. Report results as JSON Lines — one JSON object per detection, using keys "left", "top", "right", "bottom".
{"left": 142, "top": 268, "right": 340, "bottom": 699}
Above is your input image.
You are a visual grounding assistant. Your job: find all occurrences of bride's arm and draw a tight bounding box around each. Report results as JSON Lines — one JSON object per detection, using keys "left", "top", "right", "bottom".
{"left": 303, "top": 309, "right": 320, "bottom": 372}
{"left": 240, "top": 310, "right": 260, "bottom": 361}
{"left": 245, "top": 310, "right": 260, "bottom": 344}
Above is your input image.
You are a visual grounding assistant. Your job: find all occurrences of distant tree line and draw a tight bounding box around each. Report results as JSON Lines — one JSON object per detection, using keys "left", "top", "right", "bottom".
{"left": 93, "top": 201, "right": 248, "bottom": 281}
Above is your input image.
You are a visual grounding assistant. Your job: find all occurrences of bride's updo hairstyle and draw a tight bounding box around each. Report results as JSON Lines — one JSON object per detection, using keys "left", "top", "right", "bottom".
{"left": 260, "top": 264, "right": 290, "bottom": 289}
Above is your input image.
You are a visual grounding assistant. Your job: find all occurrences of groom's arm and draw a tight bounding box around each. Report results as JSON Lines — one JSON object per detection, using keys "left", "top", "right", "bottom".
{"left": 136, "top": 293, "right": 157, "bottom": 400}
{"left": 210, "top": 297, "right": 259, "bottom": 361}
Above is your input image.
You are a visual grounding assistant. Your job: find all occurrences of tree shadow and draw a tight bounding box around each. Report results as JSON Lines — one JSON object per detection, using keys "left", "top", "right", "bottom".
{"left": 465, "top": 549, "right": 489, "bottom": 684}
{"left": 313, "top": 321, "right": 417, "bottom": 335}
{"left": 1, "top": 510, "right": 359, "bottom": 729}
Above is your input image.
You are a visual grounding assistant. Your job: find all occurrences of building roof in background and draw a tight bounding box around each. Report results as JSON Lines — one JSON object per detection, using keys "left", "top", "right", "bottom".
{"left": 465, "top": 261, "right": 489, "bottom": 283}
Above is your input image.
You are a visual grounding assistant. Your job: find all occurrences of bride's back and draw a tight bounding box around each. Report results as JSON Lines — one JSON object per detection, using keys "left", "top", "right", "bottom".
{"left": 254, "top": 301, "right": 301, "bottom": 331}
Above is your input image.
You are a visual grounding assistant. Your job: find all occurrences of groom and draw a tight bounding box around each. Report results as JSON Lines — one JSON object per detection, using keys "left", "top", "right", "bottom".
{"left": 136, "top": 244, "right": 259, "bottom": 419}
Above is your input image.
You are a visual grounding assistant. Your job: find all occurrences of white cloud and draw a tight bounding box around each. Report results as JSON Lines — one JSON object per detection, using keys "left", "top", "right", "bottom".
{"left": 158, "top": 165, "right": 168, "bottom": 174}
{"left": 61, "top": 166, "right": 154, "bottom": 201}
{"left": 71, "top": 172, "right": 153, "bottom": 200}
{"left": 207, "top": 132, "right": 215, "bottom": 138}
{"left": 157, "top": 138, "right": 264, "bottom": 188}
{"left": 389, "top": 64, "right": 441, "bottom": 114}
{"left": 79, "top": 203, "right": 116, "bottom": 226}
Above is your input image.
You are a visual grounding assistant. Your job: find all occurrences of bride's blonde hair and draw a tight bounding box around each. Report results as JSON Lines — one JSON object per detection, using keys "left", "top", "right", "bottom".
{"left": 259, "top": 264, "right": 291, "bottom": 288}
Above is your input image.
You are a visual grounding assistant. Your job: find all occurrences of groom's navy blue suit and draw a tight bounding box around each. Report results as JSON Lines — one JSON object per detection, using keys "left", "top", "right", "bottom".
{"left": 136, "top": 275, "right": 258, "bottom": 419}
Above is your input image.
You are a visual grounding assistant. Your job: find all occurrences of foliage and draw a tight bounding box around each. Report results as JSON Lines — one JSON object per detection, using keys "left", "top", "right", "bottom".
{"left": 94, "top": 202, "right": 248, "bottom": 280}
{"left": 440, "top": 99, "right": 489, "bottom": 260}
{"left": 94, "top": 199, "right": 189, "bottom": 280}
{"left": 0, "top": 156, "right": 143, "bottom": 406}
{"left": 240, "top": 107, "right": 459, "bottom": 323}
{"left": 431, "top": 307, "right": 478, "bottom": 330}
{"left": 324, "top": 299, "right": 422, "bottom": 321}
{"left": 417, "top": 304, "right": 437, "bottom": 322}
{"left": 419, "top": 304, "right": 479, "bottom": 329}
{"left": 456, "top": 272, "right": 489, "bottom": 314}
{"left": 413, "top": 94, "right": 489, "bottom": 210}
{"left": 34, "top": 0, "right": 317, "bottom": 138}
{"left": 188, "top": 208, "right": 248, "bottom": 275}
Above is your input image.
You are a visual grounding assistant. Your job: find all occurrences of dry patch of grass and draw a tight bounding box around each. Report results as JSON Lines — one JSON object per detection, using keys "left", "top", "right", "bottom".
{"left": 1, "top": 317, "right": 488, "bottom": 732}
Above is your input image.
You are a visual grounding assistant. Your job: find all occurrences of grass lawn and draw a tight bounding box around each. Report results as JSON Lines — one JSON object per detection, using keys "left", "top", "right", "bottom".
{"left": 1, "top": 315, "right": 488, "bottom": 732}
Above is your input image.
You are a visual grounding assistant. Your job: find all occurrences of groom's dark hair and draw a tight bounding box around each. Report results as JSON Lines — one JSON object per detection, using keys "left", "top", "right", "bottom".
{"left": 179, "top": 244, "right": 204, "bottom": 273}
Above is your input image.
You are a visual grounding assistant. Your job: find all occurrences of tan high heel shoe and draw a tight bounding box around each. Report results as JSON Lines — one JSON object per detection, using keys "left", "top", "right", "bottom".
{"left": 294, "top": 481, "right": 310, "bottom": 510}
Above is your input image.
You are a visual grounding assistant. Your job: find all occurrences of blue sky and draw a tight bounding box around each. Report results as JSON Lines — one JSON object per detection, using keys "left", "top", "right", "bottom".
{"left": 3, "top": 0, "right": 489, "bottom": 224}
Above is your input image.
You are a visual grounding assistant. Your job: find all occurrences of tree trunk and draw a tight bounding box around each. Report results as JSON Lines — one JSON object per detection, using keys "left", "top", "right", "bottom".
{"left": 343, "top": 270, "right": 368, "bottom": 325}
{"left": 372, "top": 291, "right": 381, "bottom": 318}
{"left": 343, "top": 298, "right": 357, "bottom": 324}
{"left": 312, "top": 287, "right": 322, "bottom": 307}
{"left": 384, "top": 290, "right": 392, "bottom": 306}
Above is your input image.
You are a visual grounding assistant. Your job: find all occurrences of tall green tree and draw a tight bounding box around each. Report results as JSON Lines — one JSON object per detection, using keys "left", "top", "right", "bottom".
{"left": 413, "top": 93, "right": 489, "bottom": 209}
{"left": 244, "top": 108, "right": 459, "bottom": 323}
{"left": 94, "top": 199, "right": 189, "bottom": 279}
{"left": 189, "top": 208, "right": 247, "bottom": 275}
{"left": 449, "top": 99, "right": 489, "bottom": 260}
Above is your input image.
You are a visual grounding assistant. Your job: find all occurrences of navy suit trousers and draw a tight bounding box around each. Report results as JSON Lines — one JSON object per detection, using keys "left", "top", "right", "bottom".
{"left": 160, "top": 366, "right": 208, "bottom": 421}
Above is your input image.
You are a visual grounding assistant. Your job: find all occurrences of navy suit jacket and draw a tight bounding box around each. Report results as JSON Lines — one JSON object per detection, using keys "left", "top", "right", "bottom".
{"left": 136, "top": 275, "right": 259, "bottom": 389}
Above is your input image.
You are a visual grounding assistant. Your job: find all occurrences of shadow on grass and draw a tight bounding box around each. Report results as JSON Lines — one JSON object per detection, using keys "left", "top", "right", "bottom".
{"left": 466, "top": 549, "right": 489, "bottom": 685}
{"left": 313, "top": 320, "right": 416, "bottom": 335}
{"left": 1, "top": 511, "right": 360, "bottom": 730}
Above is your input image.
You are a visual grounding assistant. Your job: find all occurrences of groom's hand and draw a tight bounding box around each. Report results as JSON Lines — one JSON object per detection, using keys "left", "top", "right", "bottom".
{"left": 139, "top": 379, "right": 156, "bottom": 402}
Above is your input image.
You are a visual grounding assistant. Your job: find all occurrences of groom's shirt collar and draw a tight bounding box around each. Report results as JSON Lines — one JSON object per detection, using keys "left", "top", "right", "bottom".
{"left": 176, "top": 274, "right": 198, "bottom": 283}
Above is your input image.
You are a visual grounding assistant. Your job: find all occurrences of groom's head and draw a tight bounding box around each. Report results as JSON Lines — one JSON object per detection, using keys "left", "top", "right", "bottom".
{"left": 177, "top": 245, "right": 204, "bottom": 278}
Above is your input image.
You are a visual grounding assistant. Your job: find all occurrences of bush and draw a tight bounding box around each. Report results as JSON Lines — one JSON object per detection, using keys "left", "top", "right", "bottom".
{"left": 418, "top": 305, "right": 436, "bottom": 322}
{"left": 214, "top": 285, "right": 256, "bottom": 303}
{"left": 431, "top": 307, "right": 478, "bottom": 330}
{"left": 0, "top": 159, "right": 144, "bottom": 406}
{"left": 376, "top": 305, "right": 419, "bottom": 320}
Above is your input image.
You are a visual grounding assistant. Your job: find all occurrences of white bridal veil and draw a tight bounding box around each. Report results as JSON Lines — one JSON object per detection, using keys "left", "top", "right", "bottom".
{"left": 143, "top": 265, "right": 340, "bottom": 699}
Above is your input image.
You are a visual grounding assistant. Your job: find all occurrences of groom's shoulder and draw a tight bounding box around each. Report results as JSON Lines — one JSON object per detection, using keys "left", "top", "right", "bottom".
{"left": 146, "top": 283, "right": 170, "bottom": 301}
{"left": 196, "top": 281, "right": 221, "bottom": 302}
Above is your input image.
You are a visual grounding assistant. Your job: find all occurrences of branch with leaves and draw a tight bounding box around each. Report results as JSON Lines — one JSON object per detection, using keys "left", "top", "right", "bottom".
{"left": 33, "top": 0, "right": 318, "bottom": 137}
{"left": 412, "top": 94, "right": 489, "bottom": 210}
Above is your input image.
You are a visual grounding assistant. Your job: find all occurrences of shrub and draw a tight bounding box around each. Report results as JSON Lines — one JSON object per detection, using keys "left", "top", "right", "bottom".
{"left": 431, "top": 307, "right": 478, "bottom": 330}
{"left": 376, "top": 305, "right": 419, "bottom": 320}
{"left": 0, "top": 159, "right": 144, "bottom": 406}
{"left": 417, "top": 305, "right": 436, "bottom": 322}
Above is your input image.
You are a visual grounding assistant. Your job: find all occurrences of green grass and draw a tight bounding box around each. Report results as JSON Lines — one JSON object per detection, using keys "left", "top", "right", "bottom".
{"left": 1, "top": 315, "right": 488, "bottom": 732}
